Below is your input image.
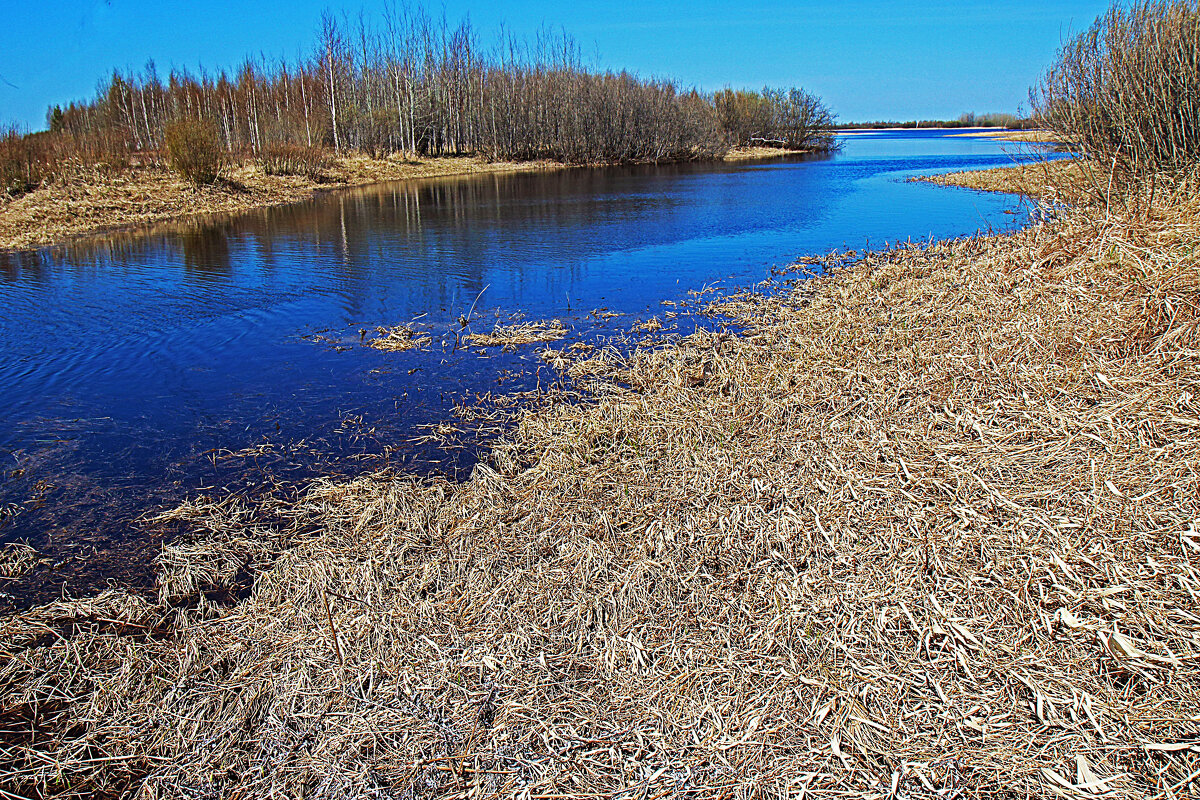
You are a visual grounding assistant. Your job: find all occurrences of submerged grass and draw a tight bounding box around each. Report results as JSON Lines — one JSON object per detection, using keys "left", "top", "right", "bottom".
{"left": 0, "top": 543, "right": 38, "bottom": 579}
{"left": 2, "top": 167, "right": 1200, "bottom": 798}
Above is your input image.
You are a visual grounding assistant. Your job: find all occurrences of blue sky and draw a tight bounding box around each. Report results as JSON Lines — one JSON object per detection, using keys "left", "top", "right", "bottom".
{"left": 1, "top": 0, "right": 1110, "bottom": 130}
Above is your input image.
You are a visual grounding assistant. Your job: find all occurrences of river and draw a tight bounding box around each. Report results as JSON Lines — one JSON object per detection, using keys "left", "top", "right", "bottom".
{"left": 0, "top": 129, "right": 1052, "bottom": 607}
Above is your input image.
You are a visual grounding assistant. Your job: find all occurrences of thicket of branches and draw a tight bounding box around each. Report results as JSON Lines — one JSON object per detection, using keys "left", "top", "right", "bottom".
{"left": 1032, "top": 0, "right": 1200, "bottom": 177}
{"left": 0, "top": 4, "right": 836, "bottom": 193}
{"left": 712, "top": 88, "right": 836, "bottom": 150}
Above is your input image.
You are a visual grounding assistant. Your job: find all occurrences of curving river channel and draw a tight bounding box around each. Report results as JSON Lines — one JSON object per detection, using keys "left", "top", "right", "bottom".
{"left": 0, "top": 129, "right": 1052, "bottom": 607}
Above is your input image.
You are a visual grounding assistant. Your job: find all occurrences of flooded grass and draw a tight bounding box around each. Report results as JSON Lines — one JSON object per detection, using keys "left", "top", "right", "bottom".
{"left": 2, "top": 164, "right": 1198, "bottom": 798}
{"left": 366, "top": 324, "right": 435, "bottom": 353}
{"left": 466, "top": 320, "right": 569, "bottom": 350}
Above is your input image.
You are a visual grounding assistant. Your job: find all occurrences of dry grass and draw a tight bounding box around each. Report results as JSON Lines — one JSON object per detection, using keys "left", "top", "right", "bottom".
{"left": 634, "top": 316, "right": 664, "bottom": 333}
{"left": 913, "top": 159, "right": 1092, "bottom": 202}
{"left": 367, "top": 324, "right": 434, "bottom": 353}
{"left": 722, "top": 146, "right": 809, "bottom": 161}
{"left": 0, "top": 543, "right": 38, "bottom": 579}
{"left": 467, "top": 320, "right": 569, "bottom": 350}
{"left": 3, "top": 170, "right": 1200, "bottom": 798}
{"left": 950, "top": 130, "right": 1065, "bottom": 144}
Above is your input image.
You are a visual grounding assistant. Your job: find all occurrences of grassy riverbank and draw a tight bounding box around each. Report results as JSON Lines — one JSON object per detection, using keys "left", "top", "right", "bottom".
{"left": 0, "top": 153, "right": 551, "bottom": 251}
{"left": 949, "top": 130, "right": 1062, "bottom": 143}
{"left": 2, "top": 162, "right": 1197, "bottom": 798}
{"left": 912, "top": 159, "right": 1090, "bottom": 200}
{"left": 0, "top": 147, "right": 805, "bottom": 252}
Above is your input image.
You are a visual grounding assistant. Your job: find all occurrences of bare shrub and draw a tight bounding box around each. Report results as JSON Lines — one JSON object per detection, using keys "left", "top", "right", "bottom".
{"left": 257, "top": 143, "right": 330, "bottom": 179}
{"left": 0, "top": 127, "right": 58, "bottom": 197}
{"left": 163, "top": 119, "right": 225, "bottom": 185}
{"left": 1032, "top": 1, "right": 1200, "bottom": 179}
{"left": 713, "top": 87, "right": 837, "bottom": 152}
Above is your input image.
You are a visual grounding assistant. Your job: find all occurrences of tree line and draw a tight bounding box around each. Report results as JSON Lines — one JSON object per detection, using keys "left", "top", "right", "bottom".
{"left": 3, "top": 5, "right": 836, "bottom": 193}
{"left": 833, "top": 112, "right": 1029, "bottom": 130}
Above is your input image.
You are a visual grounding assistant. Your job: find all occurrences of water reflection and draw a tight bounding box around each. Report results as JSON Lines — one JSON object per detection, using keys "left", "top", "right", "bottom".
{"left": 181, "top": 227, "right": 233, "bottom": 280}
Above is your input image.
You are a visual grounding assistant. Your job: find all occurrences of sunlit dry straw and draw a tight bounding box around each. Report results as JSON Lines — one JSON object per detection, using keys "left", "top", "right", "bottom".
{"left": 0, "top": 542, "right": 38, "bottom": 579}
{"left": 2, "top": 165, "right": 1199, "bottom": 799}
{"left": 467, "top": 319, "right": 568, "bottom": 350}
{"left": 366, "top": 323, "right": 433, "bottom": 352}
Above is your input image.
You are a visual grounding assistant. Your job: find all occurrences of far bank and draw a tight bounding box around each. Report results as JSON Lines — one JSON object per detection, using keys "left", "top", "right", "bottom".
{"left": 0, "top": 147, "right": 805, "bottom": 252}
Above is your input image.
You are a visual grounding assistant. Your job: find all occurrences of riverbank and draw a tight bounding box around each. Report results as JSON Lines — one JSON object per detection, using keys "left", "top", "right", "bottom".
{"left": 3, "top": 163, "right": 1198, "bottom": 798}
{"left": 950, "top": 129, "right": 1062, "bottom": 143}
{"left": 912, "top": 158, "right": 1090, "bottom": 200}
{"left": 838, "top": 128, "right": 1063, "bottom": 145}
{"left": 0, "top": 147, "right": 805, "bottom": 252}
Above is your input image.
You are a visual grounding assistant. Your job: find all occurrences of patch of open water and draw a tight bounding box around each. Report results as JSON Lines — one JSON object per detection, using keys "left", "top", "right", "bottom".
{"left": 0, "top": 130, "right": 1056, "bottom": 608}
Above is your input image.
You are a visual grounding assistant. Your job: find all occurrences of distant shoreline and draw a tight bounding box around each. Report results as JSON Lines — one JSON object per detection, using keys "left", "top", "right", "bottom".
{"left": 0, "top": 146, "right": 806, "bottom": 254}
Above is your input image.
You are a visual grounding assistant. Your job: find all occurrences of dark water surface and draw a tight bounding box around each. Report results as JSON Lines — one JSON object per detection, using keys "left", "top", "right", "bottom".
{"left": 0, "top": 130, "right": 1046, "bottom": 606}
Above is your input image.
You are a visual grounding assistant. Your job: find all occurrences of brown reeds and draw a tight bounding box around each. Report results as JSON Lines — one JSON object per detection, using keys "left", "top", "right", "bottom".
{"left": 466, "top": 320, "right": 568, "bottom": 350}
{"left": 256, "top": 143, "right": 331, "bottom": 180}
{"left": 367, "top": 323, "right": 434, "bottom": 352}
{"left": 1032, "top": 1, "right": 1200, "bottom": 182}
{"left": 0, "top": 127, "right": 58, "bottom": 197}
{"left": 2, "top": 169, "right": 1200, "bottom": 798}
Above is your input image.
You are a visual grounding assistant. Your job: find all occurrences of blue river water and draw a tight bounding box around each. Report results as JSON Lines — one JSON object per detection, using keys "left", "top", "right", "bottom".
{"left": 0, "top": 129, "right": 1050, "bottom": 605}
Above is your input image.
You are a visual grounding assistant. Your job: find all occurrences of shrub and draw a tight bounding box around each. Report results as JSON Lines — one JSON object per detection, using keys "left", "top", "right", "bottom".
{"left": 257, "top": 143, "right": 330, "bottom": 179}
{"left": 163, "top": 119, "right": 225, "bottom": 185}
{"left": 73, "top": 130, "right": 133, "bottom": 173}
{"left": 0, "top": 127, "right": 66, "bottom": 197}
{"left": 1032, "top": 1, "right": 1200, "bottom": 178}
{"left": 713, "top": 87, "right": 837, "bottom": 152}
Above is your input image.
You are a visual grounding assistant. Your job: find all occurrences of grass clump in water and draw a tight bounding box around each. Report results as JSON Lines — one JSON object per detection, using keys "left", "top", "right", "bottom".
{"left": 366, "top": 324, "right": 433, "bottom": 352}
{"left": 466, "top": 319, "right": 568, "bottom": 350}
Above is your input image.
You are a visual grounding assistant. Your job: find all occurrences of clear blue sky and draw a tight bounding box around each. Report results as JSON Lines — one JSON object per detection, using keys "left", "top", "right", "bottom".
{"left": 1, "top": 0, "right": 1111, "bottom": 131}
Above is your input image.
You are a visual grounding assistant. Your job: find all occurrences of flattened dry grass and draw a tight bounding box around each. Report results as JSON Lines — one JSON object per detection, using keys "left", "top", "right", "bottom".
{"left": 950, "top": 130, "right": 1066, "bottom": 144}
{"left": 467, "top": 320, "right": 568, "bottom": 350}
{"left": 913, "top": 159, "right": 1091, "bottom": 201}
{"left": 2, "top": 175, "right": 1199, "bottom": 799}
